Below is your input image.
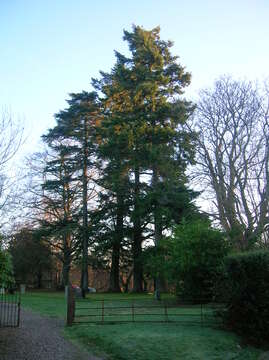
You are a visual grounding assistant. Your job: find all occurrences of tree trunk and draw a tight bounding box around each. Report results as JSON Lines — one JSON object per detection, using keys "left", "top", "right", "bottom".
{"left": 120, "top": 269, "right": 133, "bottom": 293}
{"left": 37, "top": 270, "right": 42, "bottom": 289}
{"left": 62, "top": 235, "right": 71, "bottom": 287}
{"left": 62, "top": 260, "right": 70, "bottom": 287}
{"left": 109, "top": 241, "right": 121, "bottom": 292}
{"left": 81, "top": 118, "right": 89, "bottom": 298}
{"left": 61, "top": 156, "right": 72, "bottom": 289}
{"left": 132, "top": 166, "right": 143, "bottom": 292}
{"left": 109, "top": 193, "right": 123, "bottom": 292}
{"left": 152, "top": 167, "right": 162, "bottom": 300}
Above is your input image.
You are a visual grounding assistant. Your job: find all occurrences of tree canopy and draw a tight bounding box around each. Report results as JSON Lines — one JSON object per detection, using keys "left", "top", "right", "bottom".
{"left": 7, "top": 26, "right": 269, "bottom": 297}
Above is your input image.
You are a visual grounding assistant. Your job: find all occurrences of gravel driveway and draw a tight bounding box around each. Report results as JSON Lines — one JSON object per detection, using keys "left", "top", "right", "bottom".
{"left": 0, "top": 308, "right": 103, "bottom": 360}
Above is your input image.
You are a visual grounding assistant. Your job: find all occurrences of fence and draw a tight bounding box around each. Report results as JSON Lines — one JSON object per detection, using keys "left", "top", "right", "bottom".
{"left": 0, "top": 292, "right": 21, "bottom": 327}
{"left": 66, "top": 288, "right": 223, "bottom": 326}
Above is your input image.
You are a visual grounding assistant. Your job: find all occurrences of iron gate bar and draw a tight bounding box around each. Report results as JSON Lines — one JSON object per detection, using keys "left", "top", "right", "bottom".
{"left": 73, "top": 320, "right": 207, "bottom": 324}
{"left": 72, "top": 296, "right": 223, "bottom": 326}
{"left": 0, "top": 292, "right": 20, "bottom": 327}
{"left": 74, "top": 313, "right": 197, "bottom": 317}
{"left": 75, "top": 305, "right": 169, "bottom": 310}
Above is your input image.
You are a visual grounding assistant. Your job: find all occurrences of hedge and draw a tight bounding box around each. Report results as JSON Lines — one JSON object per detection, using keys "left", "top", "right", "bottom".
{"left": 222, "top": 250, "right": 269, "bottom": 345}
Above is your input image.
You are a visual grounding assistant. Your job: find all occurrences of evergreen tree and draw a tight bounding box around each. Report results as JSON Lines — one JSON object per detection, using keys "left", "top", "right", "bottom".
{"left": 93, "top": 118, "right": 131, "bottom": 292}
{"left": 37, "top": 146, "right": 78, "bottom": 287}
{"left": 93, "top": 25, "right": 196, "bottom": 294}
{"left": 44, "top": 91, "right": 99, "bottom": 296}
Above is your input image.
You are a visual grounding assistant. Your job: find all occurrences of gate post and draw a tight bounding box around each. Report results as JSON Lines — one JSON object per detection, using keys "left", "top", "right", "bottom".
{"left": 17, "top": 293, "right": 21, "bottom": 327}
{"left": 66, "top": 285, "right": 75, "bottom": 326}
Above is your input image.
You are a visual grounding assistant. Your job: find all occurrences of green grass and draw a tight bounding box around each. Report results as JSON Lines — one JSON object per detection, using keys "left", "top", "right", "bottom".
{"left": 21, "top": 291, "right": 262, "bottom": 360}
{"left": 74, "top": 295, "right": 218, "bottom": 325}
{"left": 21, "top": 290, "right": 67, "bottom": 318}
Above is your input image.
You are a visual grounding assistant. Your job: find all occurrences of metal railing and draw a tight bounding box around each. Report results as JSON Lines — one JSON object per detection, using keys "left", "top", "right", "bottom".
{"left": 0, "top": 292, "right": 21, "bottom": 327}
{"left": 71, "top": 297, "right": 223, "bottom": 326}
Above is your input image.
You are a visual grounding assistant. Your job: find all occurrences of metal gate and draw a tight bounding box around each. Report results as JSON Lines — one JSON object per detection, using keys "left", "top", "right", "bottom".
{"left": 0, "top": 292, "right": 20, "bottom": 327}
{"left": 72, "top": 297, "right": 222, "bottom": 326}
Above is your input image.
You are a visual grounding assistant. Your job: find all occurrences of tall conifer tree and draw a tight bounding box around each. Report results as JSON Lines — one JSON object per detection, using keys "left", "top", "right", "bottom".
{"left": 93, "top": 25, "right": 196, "bottom": 293}
{"left": 37, "top": 146, "right": 78, "bottom": 287}
{"left": 44, "top": 91, "right": 99, "bottom": 296}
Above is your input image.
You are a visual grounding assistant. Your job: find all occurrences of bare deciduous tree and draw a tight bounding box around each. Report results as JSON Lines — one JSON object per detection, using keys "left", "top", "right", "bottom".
{"left": 22, "top": 149, "right": 80, "bottom": 287}
{"left": 21, "top": 144, "right": 98, "bottom": 287}
{"left": 192, "top": 76, "right": 269, "bottom": 249}
{"left": 0, "top": 109, "right": 23, "bottom": 228}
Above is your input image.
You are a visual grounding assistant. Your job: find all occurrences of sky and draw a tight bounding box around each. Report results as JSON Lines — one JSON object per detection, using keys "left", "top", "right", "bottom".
{"left": 1, "top": 0, "right": 269, "bottom": 156}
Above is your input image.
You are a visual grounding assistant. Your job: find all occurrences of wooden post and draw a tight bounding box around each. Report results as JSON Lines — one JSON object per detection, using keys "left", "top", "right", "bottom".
{"left": 102, "top": 299, "right": 104, "bottom": 323}
{"left": 66, "top": 286, "right": 75, "bottom": 326}
{"left": 200, "top": 302, "right": 203, "bottom": 327}
{"left": 17, "top": 294, "right": 21, "bottom": 327}
{"left": 164, "top": 301, "right": 168, "bottom": 322}
{"left": 132, "top": 301, "right": 134, "bottom": 322}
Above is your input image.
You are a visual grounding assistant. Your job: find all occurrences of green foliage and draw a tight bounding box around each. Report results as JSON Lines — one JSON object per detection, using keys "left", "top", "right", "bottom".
{"left": 9, "top": 228, "right": 53, "bottom": 287}
{"left": 43, "top": 91, "right": 100, "bottom": 292}
{"left": 93, "top": 25, "right": 197, "bottom": 292}
{"left": 145, "top": 220, "right": 228, "bottom": 301}
{"left": 35, "top": 25, "right": 203, "bottom": 294}
{"left": 172, "top": 220, "right": 228, "bottom": 301}
{"left": 221, "top": 250, "right": 269, "bottom": 345}
{"left": 0, "top": 249, "right": 15, "bottom": 288}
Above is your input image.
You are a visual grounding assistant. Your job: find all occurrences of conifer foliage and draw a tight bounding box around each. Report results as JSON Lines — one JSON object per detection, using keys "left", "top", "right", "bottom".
{"left": 93, "top": 26, "right": 196, "bottom": 294}
{"left": 37, "top": 25, "right": 197, "bottom": 293}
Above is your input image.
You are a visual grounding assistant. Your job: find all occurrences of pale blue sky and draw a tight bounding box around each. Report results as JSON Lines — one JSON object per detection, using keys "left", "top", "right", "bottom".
{"left": 1, "top": 0, "right": 268, "bottom": 155}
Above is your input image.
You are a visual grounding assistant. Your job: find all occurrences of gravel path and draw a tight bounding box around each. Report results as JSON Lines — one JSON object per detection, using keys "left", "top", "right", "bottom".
{"left": 0, "top": 308, "right": 103, "bottom": 360}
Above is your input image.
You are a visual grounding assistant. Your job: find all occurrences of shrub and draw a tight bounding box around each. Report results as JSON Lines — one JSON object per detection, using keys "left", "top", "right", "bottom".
{"left": 0, "top": 250, "right": 15, "bottom": 288}
{"left": 144, "top": 220, "right": 229, "bottom": 302}
{"left": 222, "top": 250, "right": 269, "bottom": 345}
{"left": 9, "top": 227, "right": 53, "bottom": 288}
{"left": 171, "top": 220, "right": 229, "bottom": 302}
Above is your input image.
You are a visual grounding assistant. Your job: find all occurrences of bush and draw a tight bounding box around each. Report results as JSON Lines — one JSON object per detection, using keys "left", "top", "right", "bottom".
{"left": 9, "top": 227, "right": 53, "bottom": 288}
{"left": 222, "top": 250, "right": 269, "bottom": 345}
{"left": 144, "top": 220, "right": 229, "bottom": 302}
{"left": 0, "top": 250, "right": 15, "bottom": 288}
{"left": 171, "top": 220, "right": 229, "bottom": 302}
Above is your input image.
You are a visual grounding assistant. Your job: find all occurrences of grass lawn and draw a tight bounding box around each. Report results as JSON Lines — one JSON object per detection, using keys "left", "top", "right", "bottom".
{"left": 21, "top": 291, "right": 262, "bottom": 360}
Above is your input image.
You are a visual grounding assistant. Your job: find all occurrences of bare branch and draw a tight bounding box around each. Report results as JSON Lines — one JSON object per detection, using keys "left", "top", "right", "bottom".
{"left": 190, "top": 76, "right": 269, "bottom": 249}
